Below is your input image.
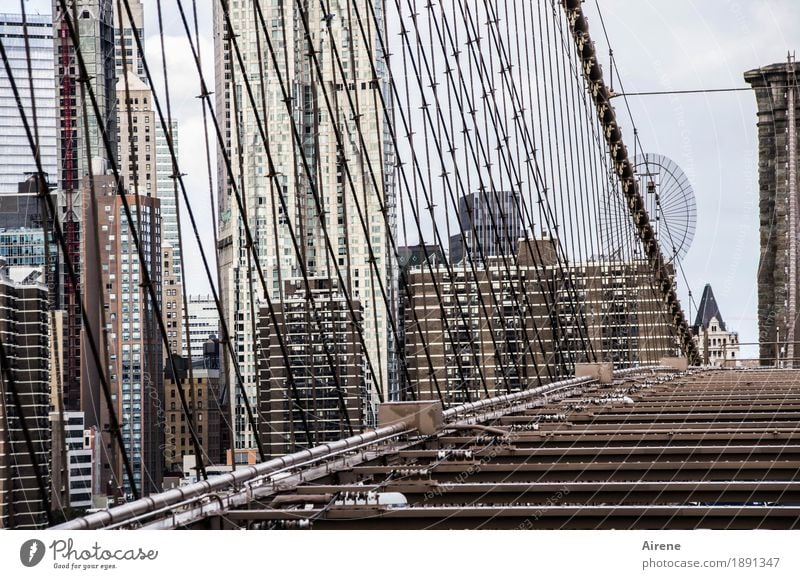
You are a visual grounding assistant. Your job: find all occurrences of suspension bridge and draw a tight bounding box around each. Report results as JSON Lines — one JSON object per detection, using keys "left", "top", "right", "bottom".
{"left": 0, "top": 0, "right": 794, "bottom": 531}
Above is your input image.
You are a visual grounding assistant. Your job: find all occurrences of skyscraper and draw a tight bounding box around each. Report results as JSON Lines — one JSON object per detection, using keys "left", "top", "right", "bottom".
{"left": 53, "top": 0, "right": 116, "bottom": 195}
{"left": 113, "top": 0, "right": 145, "bottom": 82}
{"left": 213, "top": 2, "right": 395, "bottom": 451}
{"left": 81, "top": 175, "right": 163, "bottom": 498}
{"left": 49, "top": 410, "right": 94, "bottom": 511}
{"left": 114, "top": 1, "right": 185, "bottom": 355}
{"left": 164, "top": 341, "right": 224, "bottom": 472}
{"left": 448, "top": 190, "right": 523, "bottom": 265}
{"left": 0, "top": 12, "right": 58, "bottom": 194}
{"left": 53, "top": 0, "right": 117, "bottom": 413}
{"left": 745, "top": 58, "right": 800, "bottom": 365}
{"left": 0, "top": 178, "right": 59, "bottom": 307}
{"left": 162, "top": 242, "right": 183, "bottom": 355}
{"left": 155, "top": 120, "right": 181, "bottom": 282}
{"left": 184, "top": 294, "right": 220, "bottom": 359}
{"left": 112, "top": 0, "right": 183, "bottom": 286}
{"left": 258, "top": 279, "right": 365, "bottom": 458}
{"left": 116, "top": 69, "right": 156, "bottom": 197}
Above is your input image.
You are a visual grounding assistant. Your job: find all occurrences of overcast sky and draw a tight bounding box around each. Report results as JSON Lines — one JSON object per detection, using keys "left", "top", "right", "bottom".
{"left": 21, "top": 0, "right": 800, "bottom": 356}
{"left": 582, "top": 0, "right": 799, "bottom": 356}
{"left": 25, "top": 0, "right": 217, "bottom": 297}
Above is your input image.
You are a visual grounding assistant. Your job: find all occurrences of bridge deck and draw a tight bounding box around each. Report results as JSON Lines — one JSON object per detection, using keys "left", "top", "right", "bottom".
{"left": 225, "top": 369, "right": 800, "bottom": 530}
{"left": 55, "top": 367, "right": 800, "bottom": 530}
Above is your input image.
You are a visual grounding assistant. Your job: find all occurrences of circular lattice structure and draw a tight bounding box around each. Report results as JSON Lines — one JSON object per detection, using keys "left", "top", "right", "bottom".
{"left": 599, "top": 154, "right": 697, "bottom": 263}
{"left": 628, "top": 153, "right": 697, "bottom": 263}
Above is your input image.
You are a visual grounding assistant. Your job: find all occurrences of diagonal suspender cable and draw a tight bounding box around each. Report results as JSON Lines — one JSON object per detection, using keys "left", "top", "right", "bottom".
{"left": 438, "top": 0, "right": 576, "bottom": 379}
{"left": 127, "top": 0, "right": 280, "bottom": 459}
{"left": 433, "top": 0, "right": 596, "bottom": 369}
{"left": 0, "top": 26, "right": 139, "bottom": 500}
{"left": 215, "top": 1, "right": 373, "bottom": 440}
{"left": 65, "top": 0, "right": 210, "bottom": 484}
{"left": 559, "top": 0, "right": 700, "bottom": 363}
{"left": 422, "top": 0, "right": 549, "bottom": 390}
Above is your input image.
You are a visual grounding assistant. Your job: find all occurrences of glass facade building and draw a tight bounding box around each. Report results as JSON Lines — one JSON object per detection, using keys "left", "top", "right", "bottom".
{"left": 156, "top": 120, "right": 181, "bottom": 282}
{"left": 0, "top": 13, "right": 58, "bottom": 193}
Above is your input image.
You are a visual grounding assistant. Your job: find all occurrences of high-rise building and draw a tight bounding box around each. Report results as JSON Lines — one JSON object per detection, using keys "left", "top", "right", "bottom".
{"left": 184, "top": 294, "right": 220, "bottom": 359}
{"left": 81, "top": 175, "right": 163, "bottom": 498}
{"left": 53, "top": 0, "right": 116, "bottom": 195}
{"left": 116, "top": 69, "right": 185, "bottom": 481}
{"left": 404, "top": 237, "right": 680, "bottom": 401}
{"left": 0, "top": 224, "right": 51, "bottom": 282}
{"left": 214, "top": 2, "right": 395, "bottom": 450}
{"left": 557, "top": 258, "right": 680, "bottom": 368}
{"left": 404, "top": 238, "right": 559, "bottom": 402}
{"left": 448, "top": 190, "right": 523, "bottom": 264}
{"left": 155, "top": 120, "right": 181, "bottom": 282}
{"left": 112, "top": 0, "right": 183, "bottom": 287}
{"left": 0, "top": 261, "right": 50, "bottom": 529}
{"left": 0, "top": 13, "right": 58, "bottom": 194}
{"left": 258, "top": 279, "right": 365, "bottom": 458}
{"left": 156, "top": 120, "right": 183, "bottom": 283}
{"left": 745, "top": 59, "right": 800, "bottom": 365}
{"left": 397, "top": 244, "right": 446, "bottom": 399}
{"left": 162, "top": 242, "right": 183, "bottom": 356}
{"left": 116, "top": 69, "right": 156, "bottom": 197}
{"left": 113, "top": 0, "right": 145, "bottom": 82}
{"left": 692, "top": 283, "right": 740, "bottom": 366}
{"left": 53, "top": 0, "right": 117, "bottom": 413}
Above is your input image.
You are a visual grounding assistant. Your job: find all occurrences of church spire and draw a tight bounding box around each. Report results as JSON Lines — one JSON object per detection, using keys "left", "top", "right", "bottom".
{"left": 694, "top": 283, "right": 726, "bottom": 331}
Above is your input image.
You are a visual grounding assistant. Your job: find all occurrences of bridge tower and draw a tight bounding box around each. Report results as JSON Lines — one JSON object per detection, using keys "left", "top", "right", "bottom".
{"left": 745, "top": 55, "right": 800, "bottom": 366}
